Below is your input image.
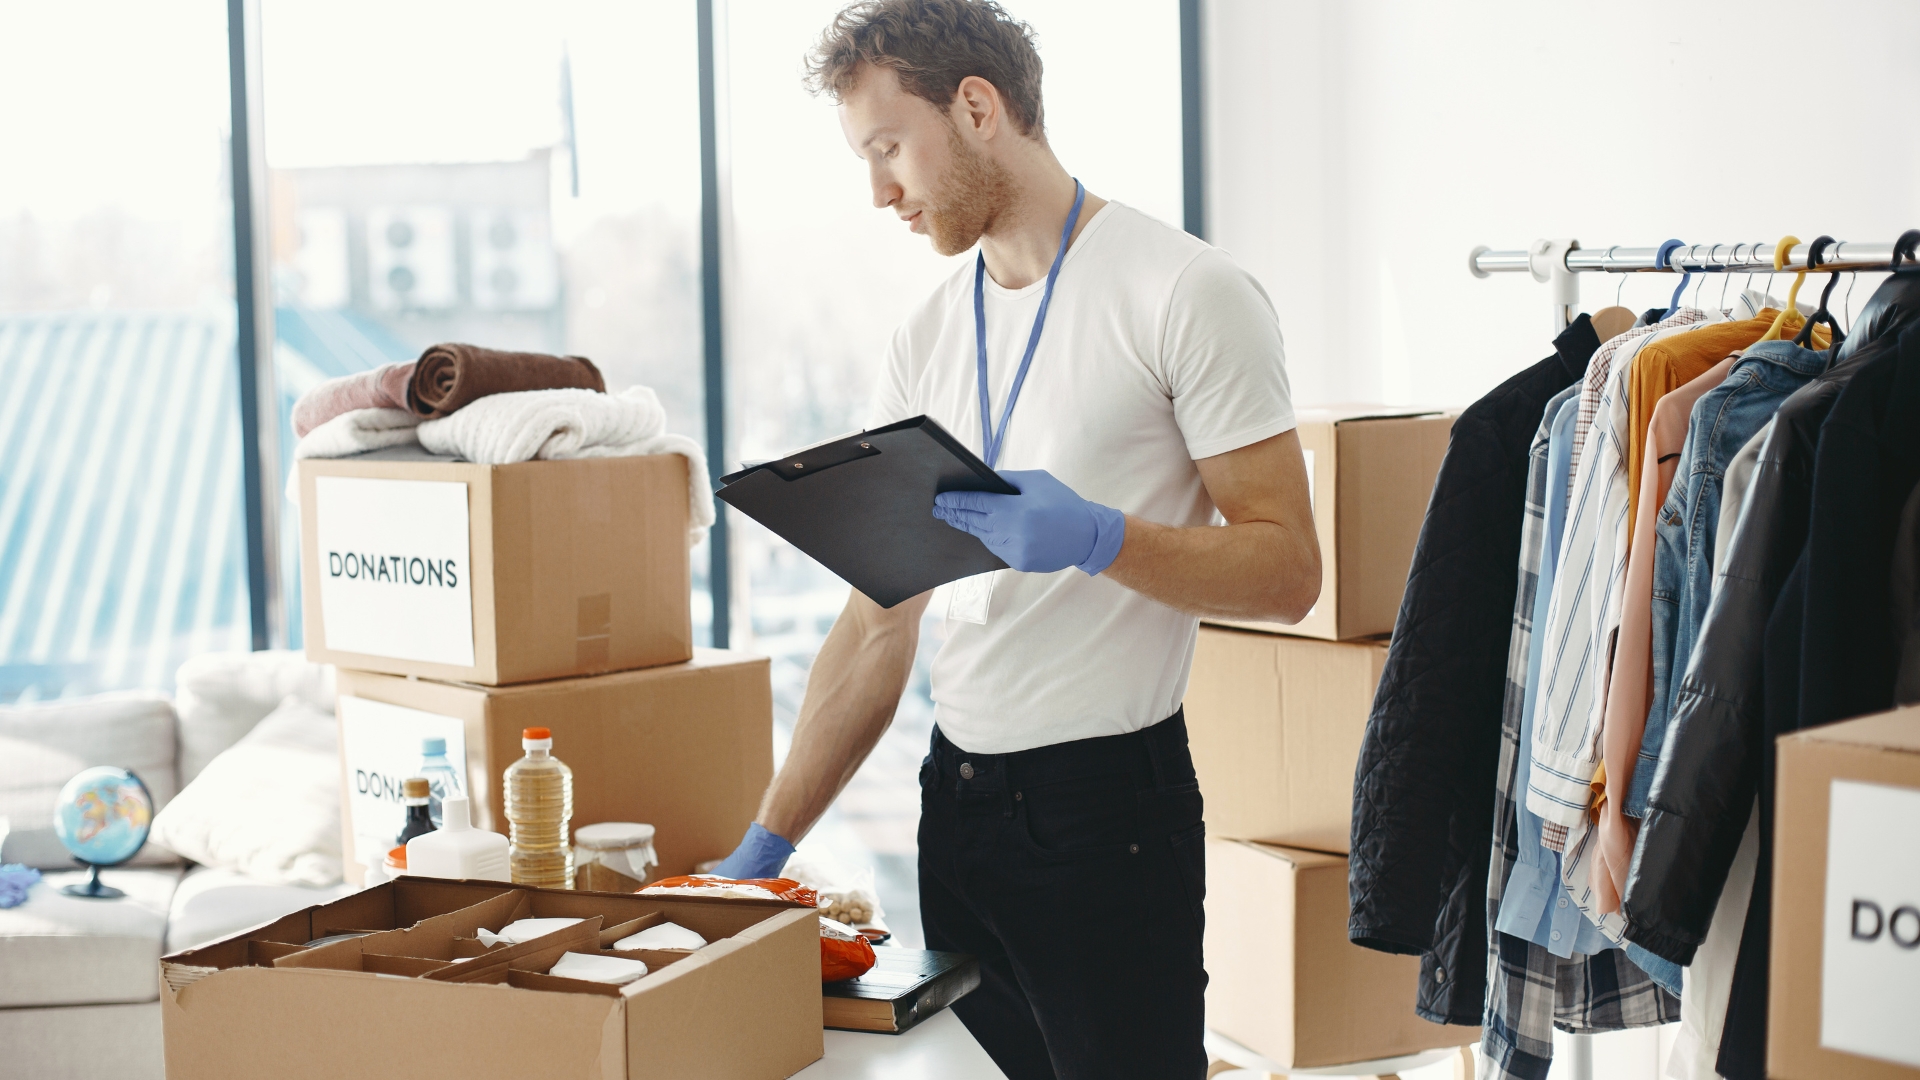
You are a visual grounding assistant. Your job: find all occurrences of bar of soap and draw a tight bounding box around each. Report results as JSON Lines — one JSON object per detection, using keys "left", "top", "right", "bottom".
{"left": 548, "top": 951, "right": 650, "bottom": 985}
{"left": 477, "top": 917, "right": 584, "bottom": 946}
{"left": 614, "top": 921, "right": 708, "bottom": 951}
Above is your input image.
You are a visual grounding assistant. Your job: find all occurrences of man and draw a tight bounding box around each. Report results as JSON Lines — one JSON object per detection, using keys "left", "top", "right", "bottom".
{"left": 710, "top": 2, "right": 1318, "bottom": 1076}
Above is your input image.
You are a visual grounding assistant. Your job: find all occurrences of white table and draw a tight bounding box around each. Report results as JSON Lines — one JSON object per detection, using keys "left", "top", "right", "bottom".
{"left": 794, "top": 1011, "right": 1005, "bottom": 1079}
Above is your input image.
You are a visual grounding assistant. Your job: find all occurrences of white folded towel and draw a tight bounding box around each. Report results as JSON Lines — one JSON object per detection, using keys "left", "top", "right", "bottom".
{"left": 613, "top": 921, "right": 708, "bottom": 951}
{"left": 289, "top": 386, "right": 714, "bottom": 547}
{"left": 420, "top": 387, "right": 712, "bottom": 547}
{"left": 294, "top": 407, "right": 421, "bottom": 460}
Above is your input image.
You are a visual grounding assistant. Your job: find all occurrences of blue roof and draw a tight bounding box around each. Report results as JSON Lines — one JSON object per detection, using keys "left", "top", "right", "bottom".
{"left": 0, "top": 305, "right": 401, "bottom": 701}
{"left": 0, "top": 309, "right": 250, "bottom": 701}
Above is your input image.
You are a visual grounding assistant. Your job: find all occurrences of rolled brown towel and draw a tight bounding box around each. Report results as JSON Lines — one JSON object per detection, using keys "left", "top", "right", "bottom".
{"left": 292, "top": 361, "right": 415, "bottom": 437}
{"left": 407, "top": 343, "right": 606, "bottom": 419}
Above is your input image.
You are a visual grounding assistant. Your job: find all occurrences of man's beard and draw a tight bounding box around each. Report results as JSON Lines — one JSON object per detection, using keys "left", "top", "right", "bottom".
{"left": 922, "top": 127, "right": 1013, "bottom": 257}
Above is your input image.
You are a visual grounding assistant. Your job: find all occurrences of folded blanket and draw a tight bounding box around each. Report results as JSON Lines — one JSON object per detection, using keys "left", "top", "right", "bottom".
{"left": 293, "top": 408, "right": 422, "bottom": 460}
{"left": 417, "top": 387, "right": 714, "bottom": 545}
{"left": 408, "top": 344, "right": 605, "bottom": 418}
{"left": 291, "top": 362, "right": 414, "bottom": 437}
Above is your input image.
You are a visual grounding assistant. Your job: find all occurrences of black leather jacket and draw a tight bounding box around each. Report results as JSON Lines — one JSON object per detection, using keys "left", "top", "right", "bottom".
{"left": 1348, "top": 316, "right": 1594, "bottom": 1025}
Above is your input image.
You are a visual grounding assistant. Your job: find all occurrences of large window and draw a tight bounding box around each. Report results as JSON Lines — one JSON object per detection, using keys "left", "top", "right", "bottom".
{"left": 260, "top": 0, "right": 708, "bottom": 644}
{"left": 0, "top": 1, "right": 247, "bottom": 700}
{"left": 723, "top": 0, "right": 1184, "bottom": 941}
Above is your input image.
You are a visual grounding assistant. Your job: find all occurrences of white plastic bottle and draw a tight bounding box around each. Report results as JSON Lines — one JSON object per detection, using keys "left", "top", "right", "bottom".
{"left": 405, "top": 795, "right": 509, "bottom": 882}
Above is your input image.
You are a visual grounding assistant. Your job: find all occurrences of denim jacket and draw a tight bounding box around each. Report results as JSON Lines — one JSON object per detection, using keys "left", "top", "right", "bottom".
{"left": 1634, "top": 340, "right": 1830, "bottom": 816}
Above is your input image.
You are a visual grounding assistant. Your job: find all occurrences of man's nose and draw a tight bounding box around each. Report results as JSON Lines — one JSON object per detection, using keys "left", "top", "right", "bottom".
{"left": 869, "top": 163, "right": 899, "bottom": 210}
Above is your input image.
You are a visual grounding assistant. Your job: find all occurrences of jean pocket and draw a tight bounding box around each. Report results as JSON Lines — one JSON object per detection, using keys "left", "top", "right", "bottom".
{"left": 1018, "top": 774, "right": 1142, "bottom": 860}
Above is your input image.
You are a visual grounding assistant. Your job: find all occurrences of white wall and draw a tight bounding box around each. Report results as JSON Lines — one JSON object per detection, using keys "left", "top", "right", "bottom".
{"left": 1206, "top": 0, "right": 1920, "bottom": 410}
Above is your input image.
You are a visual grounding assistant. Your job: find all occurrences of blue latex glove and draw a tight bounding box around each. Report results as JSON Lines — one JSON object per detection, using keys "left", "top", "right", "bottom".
{"left": 932, "top": 469, "right": 1126, "bottom": 575}
{"left": 710, "top": 822, "right": 795, "bottom": 879}
{"left": 0, "top": 864, "right": 40, "bottom": 908}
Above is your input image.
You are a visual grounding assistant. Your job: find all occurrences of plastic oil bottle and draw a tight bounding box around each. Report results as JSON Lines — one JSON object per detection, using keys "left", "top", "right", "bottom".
{"left": 504, "top": 726, "right": 574, "bottom": 888}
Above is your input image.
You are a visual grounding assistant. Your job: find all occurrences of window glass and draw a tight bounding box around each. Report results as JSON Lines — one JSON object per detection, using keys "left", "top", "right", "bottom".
{"left": 261, "top": 0, "right": 708, "bottom": 644}
{"left": 724, "top": 0, "right": 1182, "bottom": 940}
{"left": 0, "top": 1, "right": 245, "bottom": 700}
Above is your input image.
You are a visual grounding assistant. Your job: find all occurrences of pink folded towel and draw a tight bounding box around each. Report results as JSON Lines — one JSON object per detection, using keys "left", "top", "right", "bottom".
{"left": 291, "top": 363, "right": 415, "bottom": 437}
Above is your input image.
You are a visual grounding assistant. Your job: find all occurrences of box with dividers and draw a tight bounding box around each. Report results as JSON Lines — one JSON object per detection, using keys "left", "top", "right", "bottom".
{"left": 160, "top": 876, "right": 823, "bottom": 1079}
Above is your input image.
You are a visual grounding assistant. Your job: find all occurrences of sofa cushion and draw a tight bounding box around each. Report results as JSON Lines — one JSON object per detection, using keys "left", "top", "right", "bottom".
{"left": 163, "top": 865, "right": 355, "bottom": 954}
{"left": 0, "top": 867, "right": 181, "bottom": 1007}
{"left": 0, "top": 1002, "right": 163, "bottom": 1080}
{"left": 174, "top": 649, "right": 334, "bottom": 784}
{"left": 0, "top": 692, "right": 180, "bottom": 868}
{"left": 149, "top": 696, "right": 342, "bottom": 887}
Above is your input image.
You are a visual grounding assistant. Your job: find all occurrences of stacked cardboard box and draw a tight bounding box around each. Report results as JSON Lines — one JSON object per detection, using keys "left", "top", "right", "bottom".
{"left": 295, "top": 447, "right": 771, "bottom": 886}
{"left": 1185, "top": 407, "right": 1473, "bottom": 1068}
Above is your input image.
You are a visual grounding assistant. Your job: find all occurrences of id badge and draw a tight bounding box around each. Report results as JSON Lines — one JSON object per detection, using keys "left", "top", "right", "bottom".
{"left": 946, "top": 571, "right": 997, "bottom": 625}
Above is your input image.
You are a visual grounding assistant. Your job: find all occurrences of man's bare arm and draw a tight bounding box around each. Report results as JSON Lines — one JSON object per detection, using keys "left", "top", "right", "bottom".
{"left": 1100, "top": 428, "right": 1319, "bottom": 623}
{"left": 752, "top": 587, "right": 932, "bottom": 844}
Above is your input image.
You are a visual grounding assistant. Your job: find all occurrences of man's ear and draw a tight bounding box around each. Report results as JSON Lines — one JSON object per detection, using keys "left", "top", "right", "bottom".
{"left": 951, "top": 75, "right": 1001, "bottom": 141}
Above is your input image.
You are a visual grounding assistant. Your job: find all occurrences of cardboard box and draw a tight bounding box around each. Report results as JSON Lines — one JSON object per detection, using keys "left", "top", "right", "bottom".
{"left": 299, "top": 448, "right": 693, "bottom": 685}
{"left": 1205, "top": 839, "right": 1474, "bottom": 1070}
{"left": 1770, "top": 707, "right": 1920, "bottom": 1079}
{"left": 1185, "top": 625, "right": 1386, "bottom": 853}
{"left": 159, "top": 876, "right": 823, "bottom": 1079}
{"left": 336, "top": 649, "right": 772, "bottom": 885}
{"left": 1209, "top": 407, "right": 1452, "bottom": 641}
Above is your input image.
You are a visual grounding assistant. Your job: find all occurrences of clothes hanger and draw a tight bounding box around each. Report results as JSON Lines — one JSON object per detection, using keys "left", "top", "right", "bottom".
{"left": 1658, "top": 238, "right": 1692, "bottom": 319}
{"left": 1833, "top": 228, "right": 1920, "bottom": 363}
{"left": 1792, "top": 236, "right": 1846, "bottom": 348}
{"left": 1843, "top": 273, "right": 1858, "bottom": 331}
{"left": 1758, "top": 234, "right": 1814, "bottom": 341}
{"left": 1588, "top": 246, "right": 1637, "bottom": 340}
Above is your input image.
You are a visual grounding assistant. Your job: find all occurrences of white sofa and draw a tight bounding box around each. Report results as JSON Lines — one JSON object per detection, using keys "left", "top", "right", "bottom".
{"left": 0, "top": 652, "right": 352, "bottom": 1080}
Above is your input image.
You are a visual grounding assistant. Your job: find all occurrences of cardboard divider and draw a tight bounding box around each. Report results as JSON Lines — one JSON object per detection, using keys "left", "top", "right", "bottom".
{"left": 363, "top": 954, "right": 453, "bottom": 978}
{"left": 423, "top": 919, "right": 604, "bottom": 983}
{"left": 508, "top": 968, "right": 627, "bottom": 998}
{"left": 599, "top": 912, "right": 666, "bottom": 948}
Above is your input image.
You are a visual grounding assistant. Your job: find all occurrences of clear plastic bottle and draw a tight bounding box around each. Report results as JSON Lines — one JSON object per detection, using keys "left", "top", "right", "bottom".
{"left": 504, "top": 726, "right": 574, "bottom": 889}
{"left": 417, "top": 737, "right": 465, "bottom": 828}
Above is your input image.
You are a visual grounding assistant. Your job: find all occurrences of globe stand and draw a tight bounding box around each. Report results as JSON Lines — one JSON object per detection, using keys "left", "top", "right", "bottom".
{"left": 61, "top": 863, "right": 125, "bottom": 900}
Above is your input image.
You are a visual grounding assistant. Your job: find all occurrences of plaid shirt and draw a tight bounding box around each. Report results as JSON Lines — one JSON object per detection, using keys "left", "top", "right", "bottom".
{"left": 1481, "top": 384, "right": 1679, "bottom": 1080}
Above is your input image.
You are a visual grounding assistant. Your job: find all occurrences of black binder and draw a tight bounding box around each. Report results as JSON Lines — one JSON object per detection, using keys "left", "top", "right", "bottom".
{"left": 714, "top": 416, "right": 1017, "bottom": 608}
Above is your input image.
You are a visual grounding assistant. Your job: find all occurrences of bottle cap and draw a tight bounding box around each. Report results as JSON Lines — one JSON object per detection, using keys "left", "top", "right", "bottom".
{"left": 386, "top": 845, "right": 407, "bottom": 869}
{"left": 440, "top": 795, "right": 473, "bottom": 831}
{"left": 523, "top": 727, "right": 551, "bottom": 740}
{"left": 421, "top": 736, "right": 447, "bottom": 755}
{"left": 403, "top": 777, "right": 431, "bottom": 799}
{"left": 522, "top": 726, "right": 553, "bottom": 751}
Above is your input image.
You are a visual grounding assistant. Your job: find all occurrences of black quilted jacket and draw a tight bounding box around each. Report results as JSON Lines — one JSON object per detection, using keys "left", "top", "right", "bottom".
{"left": 1348, "top": 315, "right": 1595, "bottom": 1025}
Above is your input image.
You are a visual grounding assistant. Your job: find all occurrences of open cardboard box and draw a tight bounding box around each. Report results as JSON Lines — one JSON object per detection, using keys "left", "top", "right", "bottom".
{"left": 161, "top": 877, "right": 823, "bottom": 1080}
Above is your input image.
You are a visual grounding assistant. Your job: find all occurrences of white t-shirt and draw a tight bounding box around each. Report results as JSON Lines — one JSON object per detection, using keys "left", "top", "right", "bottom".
{"left": 868, "top": 201, "right": 1294, "bottom": 754}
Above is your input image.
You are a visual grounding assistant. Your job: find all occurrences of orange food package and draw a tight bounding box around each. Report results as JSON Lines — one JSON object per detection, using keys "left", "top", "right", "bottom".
{"left": 640, "top": 875, "right": 874, "bottom": 982}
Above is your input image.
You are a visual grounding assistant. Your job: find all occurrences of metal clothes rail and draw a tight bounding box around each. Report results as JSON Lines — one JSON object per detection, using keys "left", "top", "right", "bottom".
{"left": 1468, "top": 235, "right": 1916, "bottom": 332}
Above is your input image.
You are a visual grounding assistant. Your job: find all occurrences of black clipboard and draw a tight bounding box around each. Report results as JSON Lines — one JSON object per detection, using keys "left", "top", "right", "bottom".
{"left": 715, "top": 416, "right": 1018, "bottom": 608}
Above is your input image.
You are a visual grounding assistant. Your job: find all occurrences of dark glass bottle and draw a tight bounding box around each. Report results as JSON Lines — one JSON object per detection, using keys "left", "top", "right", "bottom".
{"left": 397, "top": 777, "right": 436, "bottom": 846}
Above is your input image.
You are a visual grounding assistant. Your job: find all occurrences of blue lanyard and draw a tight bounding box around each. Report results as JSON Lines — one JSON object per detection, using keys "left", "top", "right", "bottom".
{"left": 974, "top": 178, "right": 1085, "bottom": 469}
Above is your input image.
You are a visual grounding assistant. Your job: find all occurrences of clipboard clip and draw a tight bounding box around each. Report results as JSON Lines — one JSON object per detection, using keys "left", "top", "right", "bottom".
{"left": 762, "top": 435, "right": 882, "bottom": 481}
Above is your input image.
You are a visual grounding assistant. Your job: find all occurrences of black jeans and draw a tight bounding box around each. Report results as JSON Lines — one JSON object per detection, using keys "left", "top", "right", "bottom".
{"left": 918, "top": 710, "right": 1208, "bottom": 1080}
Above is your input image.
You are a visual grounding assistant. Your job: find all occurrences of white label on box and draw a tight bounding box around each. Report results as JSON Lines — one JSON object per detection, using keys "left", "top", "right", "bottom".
{"left": 314, "top": 475, "right": 475, "bottom": 666}
{"left": 1301, "top": 447, "right": 1316, "bottom": 514}
{"left": 1821, "top": 778, "right": 1920, "bottom": 1067}
{"left": 339, "top": 696, "right": 468, "bottom": 864}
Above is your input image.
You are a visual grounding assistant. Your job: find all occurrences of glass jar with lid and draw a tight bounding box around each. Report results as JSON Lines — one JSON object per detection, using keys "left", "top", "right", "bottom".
{"left": 573, "top": 822, "right": 658, "bottom": 886}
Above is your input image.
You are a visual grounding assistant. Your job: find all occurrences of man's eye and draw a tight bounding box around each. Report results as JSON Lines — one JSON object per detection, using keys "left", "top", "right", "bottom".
{"left": 885, "top": 145, "right": 899, "bottom": 159}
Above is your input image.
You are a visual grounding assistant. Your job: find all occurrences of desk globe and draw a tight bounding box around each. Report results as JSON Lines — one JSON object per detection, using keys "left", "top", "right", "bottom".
{"left": 52, "top": 767, "right": 153, "bottom": 899}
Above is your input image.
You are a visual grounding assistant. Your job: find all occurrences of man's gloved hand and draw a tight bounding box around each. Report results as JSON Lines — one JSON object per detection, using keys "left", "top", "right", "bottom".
{"left": 710, "top": 822, "right": 796, "bottom": 879}
{"left": 932, "top": 469, "right": 1126, "bottom": 575}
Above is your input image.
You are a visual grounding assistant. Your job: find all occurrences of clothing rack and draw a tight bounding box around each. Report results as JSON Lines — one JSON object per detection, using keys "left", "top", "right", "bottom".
{"left": 1468, "top": 237, "right": 1913, "bottom": 333}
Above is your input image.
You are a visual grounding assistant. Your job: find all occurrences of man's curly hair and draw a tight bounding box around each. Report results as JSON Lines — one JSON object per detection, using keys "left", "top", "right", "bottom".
{"left": 804, "top": 0, "right": 1046, "bottom": 140}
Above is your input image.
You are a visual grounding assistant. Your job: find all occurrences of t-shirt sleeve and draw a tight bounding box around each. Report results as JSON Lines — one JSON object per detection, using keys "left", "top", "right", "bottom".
{"left": 1160, "top": 247, "right": 1296, "bottom": 460}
